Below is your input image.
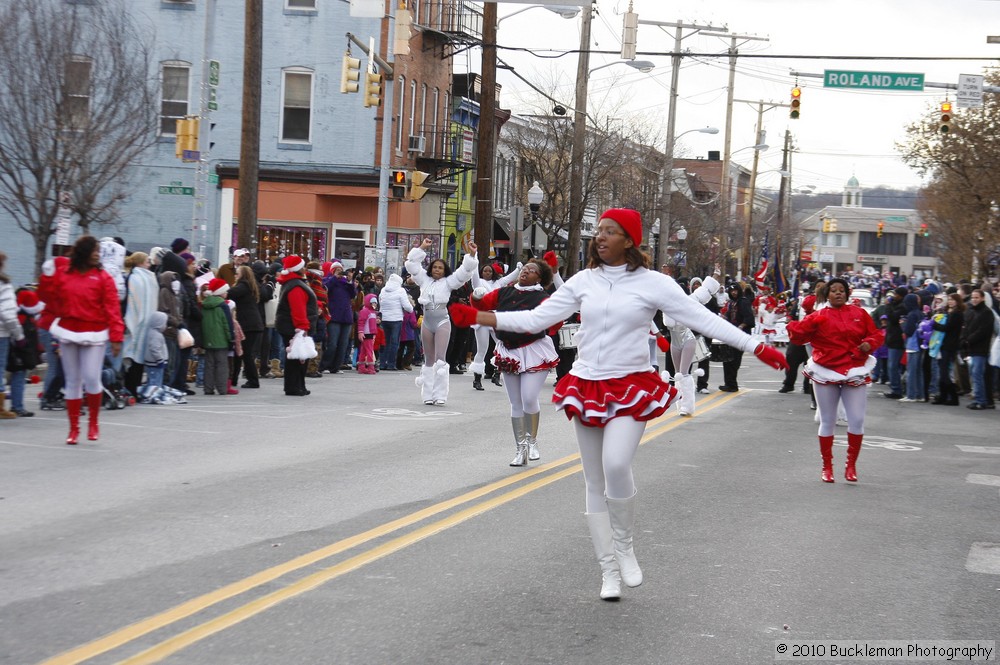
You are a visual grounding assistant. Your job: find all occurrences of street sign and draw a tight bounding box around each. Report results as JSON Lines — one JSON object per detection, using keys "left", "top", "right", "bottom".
{"left": 208, "top": 173, "right": 219, "bottom": 184}
{"left": 158, "top": 185, "right": 194, "bottom": 196}
{"left": 956, "top": 73, "right": 984, "bottom": 109}
{"left": 824, "top": 70, "right": 924, "bottom": 91}
{"left": 208, "top": 87, "right": 218, "bottom": 111}
{"left": 884, "top": 215, "right": 908, "bottom": 222}
{"left": 182, "top": 149, "right": 200, "bottom": 162}
{"left": 799, "top": 249, "right": 813, "bottom": 261}
{"left": 208, "top": 60, "right": 220, "bottom": 87}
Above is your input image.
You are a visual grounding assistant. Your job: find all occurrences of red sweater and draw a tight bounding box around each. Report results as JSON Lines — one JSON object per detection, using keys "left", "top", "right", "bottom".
{"left": 50, "top": 267, "right": 125, "bottom": 342}
{"left": 787, "top": 304, "right": 883, "bottom": 375}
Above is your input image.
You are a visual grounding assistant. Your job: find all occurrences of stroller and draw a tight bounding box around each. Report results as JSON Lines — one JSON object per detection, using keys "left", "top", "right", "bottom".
{"left": 101, "top": 360, "right": 132, "bottom": 410}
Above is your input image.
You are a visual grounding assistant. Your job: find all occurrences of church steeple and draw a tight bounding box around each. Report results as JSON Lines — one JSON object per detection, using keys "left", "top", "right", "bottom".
{"left": 843, "top": 174, "right": 862, "bottom": 207}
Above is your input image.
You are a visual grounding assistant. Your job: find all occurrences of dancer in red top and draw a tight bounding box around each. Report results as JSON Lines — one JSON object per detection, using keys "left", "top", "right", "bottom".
{"left": 787, "top": 278, "right": 884, "bottom": 482}
{"left": 46, "top": 236, "right": 125, "bottom": 444}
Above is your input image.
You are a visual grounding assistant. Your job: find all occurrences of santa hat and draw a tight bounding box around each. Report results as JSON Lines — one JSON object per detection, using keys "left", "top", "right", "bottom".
{"left": 206, "top": 278, "right": 229, "bottom": 297}
{"left": 17, "top": 290, "right": 44, "bottom": 315}
{"left": 491, "top": 262, "right": 504, "bottom": 276}
{"left": 280, "top": 255, "right": 305, "bottom": 275}
{"left": 599, "top": 208, "right": 642, "bottom": 246}
{"left": 41, "top": 255, "right": 69, "bottom": 277}
{"left": 321, "top": 261, "right": 334, "bottom": 277}
{"left": 329, "top": 260, "right": 343, "bottom": 272}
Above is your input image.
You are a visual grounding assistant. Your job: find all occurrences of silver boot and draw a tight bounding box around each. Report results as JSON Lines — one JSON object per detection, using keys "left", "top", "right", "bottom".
{"left": 509, "top": 416, "right": 528, "bottom": 467}
{"left": 586, "top": 512, "right": 622, "bottom": 601}
{"left": 524, "top": 411, "right": 540, "bottom": 461}
{"left": 606, "top": 492, "right": 643, "bottom": 587}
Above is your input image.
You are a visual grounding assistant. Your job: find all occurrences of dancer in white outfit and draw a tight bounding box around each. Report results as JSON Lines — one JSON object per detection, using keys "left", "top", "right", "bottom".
{"left": 450, "top": 208, "right": 787, "bottom": 601}
{"left": 469, "top": 262, "right": 520, "bottom": 390}
{"left": 404, "top": 237, "right": 478, "bottom": 406}
{"left": 662, "top": 270, "right": 723, "bottom": 416}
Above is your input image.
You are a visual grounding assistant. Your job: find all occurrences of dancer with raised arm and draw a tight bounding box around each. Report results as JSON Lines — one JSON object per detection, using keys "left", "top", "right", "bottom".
{"left": 449, "top": 209, "right": 787, "bottom": 601}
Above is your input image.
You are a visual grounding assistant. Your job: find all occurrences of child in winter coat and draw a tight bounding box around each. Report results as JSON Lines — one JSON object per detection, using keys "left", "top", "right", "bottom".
{"left": 200, "top": 279, "right": 235, "bottom": 394}
{"left": 398, "top": 301, "right": 418, "bottom": 371}
{"left": 356, "top": 294, "right": 379, "bottom": 374}
{"left": 141, "top": 311, "right": 170, "bottom": 401}
{"left": 6, "top": 289, "right": 42, "bottom": 417}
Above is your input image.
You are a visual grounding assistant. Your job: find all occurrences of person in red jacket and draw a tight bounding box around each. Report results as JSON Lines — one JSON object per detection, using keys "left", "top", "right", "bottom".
{"left": 47, "top": 236, "right": 125, "bottom": 444}
{"left": 274, "top": 256, "right": 319, "bottom": 396}
{"left": 787, "top": 278, "right": 884, "bottom": 483}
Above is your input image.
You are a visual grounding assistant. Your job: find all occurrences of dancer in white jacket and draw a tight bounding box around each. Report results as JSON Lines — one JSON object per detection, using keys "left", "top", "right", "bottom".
{"left": 469, "top": 262, "right": 520, "bottom": 390}
{"left": 404, "top": 237, "right": 478, "bottom": 406}
{"left": 663, "top": 270, "right": 723, "bottom": 416}
{"left": 449, "top": 208, "right": 787, "bottom": 601}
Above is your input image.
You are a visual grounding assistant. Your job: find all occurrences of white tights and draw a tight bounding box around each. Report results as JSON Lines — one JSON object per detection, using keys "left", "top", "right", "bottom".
{"left": 670, "top": 335, "right": 698, "bottom": 376}
{"left": 60, "top": 342, "right": 106, "bottom": 399}
{"left": 814, "top": 383, "right": 867, "bottom": 437}
{"left": 574, "top": 417, "right": 647, "bottom": 512}
{"left": 503, "top": 371, "right": 548, "bottom": 418}
{"left": 420, "top": 318, "right": 451, "bottom": 367}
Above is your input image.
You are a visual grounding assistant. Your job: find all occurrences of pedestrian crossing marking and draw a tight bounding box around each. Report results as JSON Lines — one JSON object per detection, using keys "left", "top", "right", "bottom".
{"left": 966, "top": 543, "right": 1000, "bottom": 575}
{"left": 966, "top": 474, "right": 1000, "bottom": 486}
{"left": 956, "top": 446, "right": 1000, "bottom": 455}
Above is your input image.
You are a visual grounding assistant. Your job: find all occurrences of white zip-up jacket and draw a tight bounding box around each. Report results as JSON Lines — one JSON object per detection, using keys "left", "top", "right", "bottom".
{"left": 404, "top": 247, "right": 478, "bottom": 309}
{"left": 0, "top": 282, "right": 24, "bottom": 340}
{"left": 378, "top": 274, "right": 414, "bottom": 322}
{"left": 494, "top": 264, "right": 756, "bottom": 380}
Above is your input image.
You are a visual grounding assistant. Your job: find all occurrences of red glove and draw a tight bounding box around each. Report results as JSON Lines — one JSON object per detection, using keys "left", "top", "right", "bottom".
{"left": 754, "top": 343, "right": 788, "bottom": 370}
{"left": 449, "top": 303, "right": 479, "bottom": 328}
{"left": 656, "top": 335, "right": 670, "bottom": 353}
{"left": 543, "top": 251, "right": 559, "bottom": 268}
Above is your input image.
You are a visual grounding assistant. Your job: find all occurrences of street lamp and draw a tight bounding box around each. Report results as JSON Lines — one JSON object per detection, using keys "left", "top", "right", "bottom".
{"left": 656, "top": 126, "right": 721, "bottom": 270}
{"left": 527, "top": 180, "right": 544, "bottom": 256}
{"left": 589, "top": 59, "right": 656, "bottom": 75}
{"left": 498, "top": 4, "right": 580, "bottom": 23}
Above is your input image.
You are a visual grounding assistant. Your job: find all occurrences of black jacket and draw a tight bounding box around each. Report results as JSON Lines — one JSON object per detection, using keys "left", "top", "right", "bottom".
{"left": 961, "top": 302, "right": 994, "bottom": 356}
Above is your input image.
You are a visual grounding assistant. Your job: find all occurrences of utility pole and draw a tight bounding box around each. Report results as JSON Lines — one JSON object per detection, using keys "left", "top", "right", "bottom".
{"left": 566, "top": 5, "right": 592, "bottom": 275}
{"left": 776, "top": 128, "right": 791, "bottom": 270}
{"left": 644, "top": 18, "right": 724, "bottom": 271}
{"left": 742, "top": 101, "right": 765, "bottom": 276}
{"left": 474, "top": 3, "right": 497, "bottom": 260}
{"left": 237, "top": 0, "right": 262, "bottom": 255}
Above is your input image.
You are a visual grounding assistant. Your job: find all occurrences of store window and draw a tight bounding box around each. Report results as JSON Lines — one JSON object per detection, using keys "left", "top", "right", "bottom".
{"left": 248, "top": 224, "right": 328, "bottom": 263}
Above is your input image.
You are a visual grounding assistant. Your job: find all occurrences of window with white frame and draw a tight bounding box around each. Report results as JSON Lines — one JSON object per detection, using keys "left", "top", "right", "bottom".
{"left": 62, "top": 56, "right": 92, "bottom": 130}
{"left": 286, "top": 0, "right": 316, "bottom": 8}
{"left": 281, "top": 68, "right": 313, "bottom": 142}
{"left": 160, "top": 62, "right": 190, "bottom": 135}
{"left": 419, "top": 83, "right": 427, "bottom": 140}
{"left": 409, "top": 79, "right": 417, "bottom": 138}
{"left": 396, "top": 75, "right": 405, "bottom": 151}
{"left": 431, "top": 87, "right": 440, "bottom": 149}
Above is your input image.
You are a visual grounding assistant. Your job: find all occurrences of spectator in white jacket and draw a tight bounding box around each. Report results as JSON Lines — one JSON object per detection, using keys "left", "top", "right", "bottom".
{"left": 0, "top": 252, "right": 26, "bottom": 419}
{"left": 378, "top": 273, "right": 413, "bottom": 371}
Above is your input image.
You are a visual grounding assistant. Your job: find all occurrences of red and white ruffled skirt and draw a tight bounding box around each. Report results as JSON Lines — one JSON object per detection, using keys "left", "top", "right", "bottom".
{"left": 552, "top": 371, "right": 678, "bottom": 428}
{"left": 493, "top": 337, "right": 559, "bottom": 375}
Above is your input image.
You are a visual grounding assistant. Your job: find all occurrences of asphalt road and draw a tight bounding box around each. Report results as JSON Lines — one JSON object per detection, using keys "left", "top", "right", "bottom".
{"left": 1, "top": 358, "right": 998, "bottom": 665}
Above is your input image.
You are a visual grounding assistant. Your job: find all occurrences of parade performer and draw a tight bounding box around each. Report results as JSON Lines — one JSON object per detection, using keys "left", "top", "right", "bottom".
{"left": 787, "top": 278, "right": 884, "bottom": 483}
{"left": 274, "top": 255, "right": 319, "bottom": 397}
{"left": 449, "top": 208, "right": 786, "bottom": 601}
{"left": 472, "top": 259, "right": 560, "bottom": 466}
{"left": 45, "top": 236, "right": 125, "bottom": 444}
{"left": 404, "top": 236, "right": 478, "bottom": 406}
{"left": 662, "top": 269, "right": 722, "bottom": 416}
{"left": 469, "top": 262, "right": 519, "bottom": 390}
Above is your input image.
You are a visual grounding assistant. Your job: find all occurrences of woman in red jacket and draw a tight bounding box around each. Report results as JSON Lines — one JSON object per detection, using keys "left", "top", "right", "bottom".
{"left": 787, "top": 278, "right": 884, "bottom": 483}
{"left": 48, "top": 236, "right": 125, "bottom": 444}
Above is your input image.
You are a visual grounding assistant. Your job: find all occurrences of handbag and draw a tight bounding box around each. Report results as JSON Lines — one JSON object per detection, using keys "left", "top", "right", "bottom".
{"left": 177, "top": 327, "right": 195, "bottom": 349}
{"left": 287, "top": 332, "right": 318, "bottom": 360}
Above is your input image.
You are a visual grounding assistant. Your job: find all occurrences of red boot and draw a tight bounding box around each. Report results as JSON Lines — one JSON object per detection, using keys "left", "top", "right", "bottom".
{"left": 819, "top": 435, "right": 835, "bottom": 483}
{"left": 86, "top": 392, "right": 102, "bottom": 441}
{"left": 845, "top": 432, "right": 862, "bottom": 482}
{"left": 226, "top": 380, "right": 239, "bottom": 395}
{"left": 65, "top": 398, "right": 82, "bottom": 445}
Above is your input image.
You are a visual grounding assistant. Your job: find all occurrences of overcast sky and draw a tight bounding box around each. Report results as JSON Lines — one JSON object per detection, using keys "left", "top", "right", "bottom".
{"left": 467, "top": 0, "right": 1000, "bottom": 201}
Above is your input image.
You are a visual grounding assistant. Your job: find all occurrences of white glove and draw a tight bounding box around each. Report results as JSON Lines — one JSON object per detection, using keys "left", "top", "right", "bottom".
{"left": 472, "top": 286, "right": 487, "bottom": 300}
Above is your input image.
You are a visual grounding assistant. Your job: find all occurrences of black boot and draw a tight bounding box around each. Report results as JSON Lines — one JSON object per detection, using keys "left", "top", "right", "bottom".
{"left": 491, "top": 372, "right": 503, "bottom": 387}
{"left": 473, "top": 374, "right": 484, "bottom": 391}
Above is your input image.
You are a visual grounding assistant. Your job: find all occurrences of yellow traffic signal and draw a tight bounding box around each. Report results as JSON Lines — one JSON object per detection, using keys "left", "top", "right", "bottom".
{"left": 363, "top": 71, "right": 382, "bottom": 108}
{"left": 175, "top": 116, "right": 199, "bottom": 160}
{"left": 939, "top": 101, "right": 952, "bottom": 134}
{"left": 790, "top": 87, "right": 801, "bottom": 120}
{"left": 877, "top": 220, "right": 884, "bottom": 238}
{"left": 828, "top": 219, "right": 837, "bottom": 232}
{"left": 409, "top": 171, "right": 430, "bottom": 200}
{"left": 822, "top": 218, "right": 830, "bottom": 233}
{"left": 391, "top": 169, "right": 407, "bottom": 199}
{"left": 340, "top": 52, "right": 361, "bottom": 94}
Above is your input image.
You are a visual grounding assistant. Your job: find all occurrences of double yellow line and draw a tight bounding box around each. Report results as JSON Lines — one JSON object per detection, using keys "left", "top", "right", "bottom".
{"left": 40, "top": 391, "right": 741, "bottom": 665}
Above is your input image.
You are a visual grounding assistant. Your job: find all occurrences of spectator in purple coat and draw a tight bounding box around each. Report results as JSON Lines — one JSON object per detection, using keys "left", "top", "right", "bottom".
{"left": 320, "top": 261, "right": 356, "bottom": 373}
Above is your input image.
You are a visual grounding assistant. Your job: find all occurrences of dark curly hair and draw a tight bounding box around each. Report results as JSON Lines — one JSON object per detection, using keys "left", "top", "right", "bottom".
{"left": 524, "top": 258, "right": 553, "bottom": 288}
{"left": 428, "top": 258, "right": 452, "bottom": 278}
{"left": 69, "top": 235, "right": 100, "bottom": 273}
{"left": 585, "top": 238, "right": 650, "bottom": 271}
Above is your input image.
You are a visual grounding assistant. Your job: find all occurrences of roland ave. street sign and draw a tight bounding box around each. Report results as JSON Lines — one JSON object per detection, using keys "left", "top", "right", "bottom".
{"left": 824, "top": 70, "right": 925, "bottom": 91}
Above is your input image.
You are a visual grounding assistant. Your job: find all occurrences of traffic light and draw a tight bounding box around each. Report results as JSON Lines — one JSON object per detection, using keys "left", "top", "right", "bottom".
{"left": 877, "top": 220, "right": 884, "bottom": 238}
{"left": 363, "top": 71, "right": 382, "bottom": 108}
{"left": 340, "top": 52, "right": 361, "bottom": 94}
{"left": 822, "top": 218, "right": 830, "bottom": 233}
{"left": 409, "top": 171, "right": 430, "bottom": 200}
{"left": 790, "top": 87, "right": 801, "bottom": 120}
{"left": 939, "top": 101, "right": 952, "bottom": 134}
{"left": 828, "top": 219, "right": 837, "bottom": 232}
{"left": 921, "top": 223, "right": 929, "bottom": 237}
{"left": 175, "top": 116, "right": 199, "bottom": 161}
{"left": 391, "top": 169, "right": 407, "bottom": 199}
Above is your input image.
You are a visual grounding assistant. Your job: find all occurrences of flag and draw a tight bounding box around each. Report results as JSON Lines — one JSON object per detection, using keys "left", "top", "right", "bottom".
{"left": 773, "top": 243, "right": 788, "bottom": 294}
{"left": 753, "top": 229, "right": 769, "bottom": 289}
{"left": 790, "top": 257, "right": 801, "bottom": 299}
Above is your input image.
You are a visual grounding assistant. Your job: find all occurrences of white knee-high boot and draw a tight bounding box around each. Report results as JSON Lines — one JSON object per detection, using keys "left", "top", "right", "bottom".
{"left": 585, "top": 512, "right": 622, "bottom": 601}
{"left": 606, "top": 492, "right": 643, "bottom": 587}
{"left": 416, "top": 364, "right": 435, "bottom": 404}
{"left": 431, "top": 360, "right": 450, "bottom": 405}
{"left": 677, "top": 373, "right": 696, "bottom": 416}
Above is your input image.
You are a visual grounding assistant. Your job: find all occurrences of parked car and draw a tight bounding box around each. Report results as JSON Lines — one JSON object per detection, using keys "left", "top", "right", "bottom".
{"left": 850, "top": 288, "right": 876, "bottom": 315}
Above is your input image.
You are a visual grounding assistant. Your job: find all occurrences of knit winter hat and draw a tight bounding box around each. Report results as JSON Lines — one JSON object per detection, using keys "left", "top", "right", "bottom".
{"left": 280, "top": 255, "right": 305, "bottom": 275}
{"left": 179, "top": 252, "right": 196, "bottom": 264}
{"left": 171, "top": 237, "right": 189, "bottom": 253}
{"left": 329, "top": 260, "right": 343, "bottom": 273}
{"left": 599, "top": 208, "right": 642, "bottom": 246}
{"left": 17, "top": 289, "right": 44, "bottom": 314}
{"left": 207, "top": 278, "right": 229, "bottom": 297}
{"left": 321, "top": 261, "right": 334, "bottom": 277}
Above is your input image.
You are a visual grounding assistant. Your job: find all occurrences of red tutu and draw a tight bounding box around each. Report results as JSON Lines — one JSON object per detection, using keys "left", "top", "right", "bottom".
{"left": 552, "top": 371, "right": 678, "bottom": 428}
